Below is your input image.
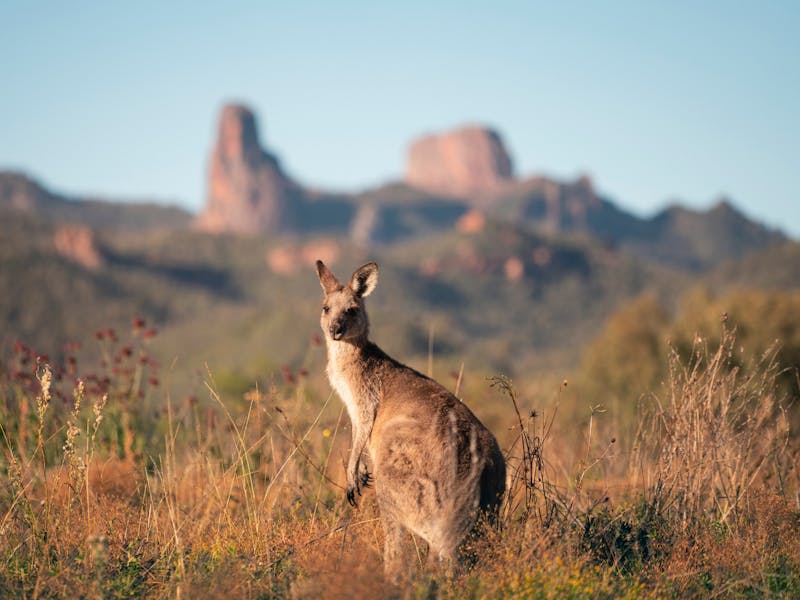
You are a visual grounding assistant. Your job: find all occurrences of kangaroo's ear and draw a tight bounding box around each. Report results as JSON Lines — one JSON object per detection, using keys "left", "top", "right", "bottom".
{"left": 349, "top": 262, "right": 379, "bottom": 298}
{"left": 316, "top": 260, "right": 340, "bottom": 294}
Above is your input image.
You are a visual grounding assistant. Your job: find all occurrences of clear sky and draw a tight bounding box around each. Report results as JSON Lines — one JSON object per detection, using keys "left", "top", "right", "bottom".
{"left": 1, "top": 1, "right": 798, "bottom": 235}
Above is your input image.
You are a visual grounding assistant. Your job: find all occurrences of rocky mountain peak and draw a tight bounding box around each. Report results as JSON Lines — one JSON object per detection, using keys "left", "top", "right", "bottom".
{"left": 217, "top": 104, "right": 263, "bottom": 165}
{"left": 405, "top": 125, "right": 514, "bottom": 196}
{"left": 195, "top": 103, "right": 297, "bottom": 234}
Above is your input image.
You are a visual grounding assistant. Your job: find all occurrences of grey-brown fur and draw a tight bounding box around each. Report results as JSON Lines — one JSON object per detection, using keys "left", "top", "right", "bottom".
{"left": 315, "top": 260, "right": 506, "bottom": 578}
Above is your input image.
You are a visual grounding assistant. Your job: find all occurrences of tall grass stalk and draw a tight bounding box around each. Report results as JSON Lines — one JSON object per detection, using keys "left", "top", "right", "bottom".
{"left": 632, "top": 325, "right": 792, "bottom": 531}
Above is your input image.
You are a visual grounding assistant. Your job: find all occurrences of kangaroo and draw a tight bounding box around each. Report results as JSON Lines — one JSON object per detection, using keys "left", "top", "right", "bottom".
{"left": 315, "top": 260, "right": 506, "bottom": 579}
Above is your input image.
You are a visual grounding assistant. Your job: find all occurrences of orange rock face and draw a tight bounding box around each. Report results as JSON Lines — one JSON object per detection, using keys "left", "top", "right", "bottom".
{"left": 455, "top": 209, "right": 486, "bottom": 234}
{"left": 53, "top": 224, "right": 103, "bottom": 270}
{"left": 405, "top": 125, "right": 514, "bottom": 196}
{"left": 195, "top": 104, "right": 297, "bottom": 234}
{"left": 504, "top": 257, "right": 524, "bottom": 282}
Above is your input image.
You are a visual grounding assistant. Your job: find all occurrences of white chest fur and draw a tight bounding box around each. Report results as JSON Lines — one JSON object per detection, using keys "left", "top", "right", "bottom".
{"left": 326, "top": 342, "right": 361, "bottom": 428}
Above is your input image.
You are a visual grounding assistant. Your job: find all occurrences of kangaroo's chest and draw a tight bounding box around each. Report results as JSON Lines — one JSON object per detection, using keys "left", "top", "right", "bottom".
{"left": 326, "top": 342, "right": 383, "bottom": 439}
{"left": 327, "top": 363, "right": 360, "bottom": 425}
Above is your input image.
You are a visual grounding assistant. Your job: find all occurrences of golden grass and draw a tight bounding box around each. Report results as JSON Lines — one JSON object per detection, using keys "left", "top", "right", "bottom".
{"left": 1, "top": 323, "right": 798, "bottom": 598}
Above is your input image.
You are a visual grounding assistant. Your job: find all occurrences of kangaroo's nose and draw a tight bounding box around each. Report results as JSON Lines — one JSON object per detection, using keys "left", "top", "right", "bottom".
{"left": 330, "top": 322, "right": 346, "bottom": 340}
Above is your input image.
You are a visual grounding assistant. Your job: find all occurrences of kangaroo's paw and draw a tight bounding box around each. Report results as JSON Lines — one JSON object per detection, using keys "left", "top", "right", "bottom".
{"left": 359, "top": 469, "right": 373, "bottom": 489}
{"left": 346, "top": 482, "right": 360, "bottom": 507}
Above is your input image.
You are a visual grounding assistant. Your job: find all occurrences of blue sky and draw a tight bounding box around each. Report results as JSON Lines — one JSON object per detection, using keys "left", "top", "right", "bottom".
{"left": 1, "top": 1, "right": 798, "bottom": 235}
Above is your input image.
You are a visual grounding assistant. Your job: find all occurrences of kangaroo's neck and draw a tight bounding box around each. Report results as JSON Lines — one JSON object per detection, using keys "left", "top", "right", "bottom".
{"left": 325, "top": 337, "right": 382, "bottom": 429}
{"left": 326, "top": 334, "right": 370, "bottom": 368}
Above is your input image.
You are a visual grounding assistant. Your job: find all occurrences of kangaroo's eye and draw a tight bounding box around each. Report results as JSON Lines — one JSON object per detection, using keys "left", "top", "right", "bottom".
{"left": 322, "top": 305, "right": 330, "bottom": 314}
{"left": 346, "top": 307, "right": 358, "bottom": 316}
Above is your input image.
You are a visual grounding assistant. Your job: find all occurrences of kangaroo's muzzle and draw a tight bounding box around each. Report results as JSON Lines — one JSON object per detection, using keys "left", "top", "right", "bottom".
{"left": 330, "top": 322, "right": 346, "bottom": 340}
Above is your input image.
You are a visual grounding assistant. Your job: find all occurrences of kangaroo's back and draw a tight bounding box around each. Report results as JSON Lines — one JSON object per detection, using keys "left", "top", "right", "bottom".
{"left": 369, "top": 349, "right": 504, "bottom": 550}
{"left": 315, "top": 260, "right": 506, "bottom": 580}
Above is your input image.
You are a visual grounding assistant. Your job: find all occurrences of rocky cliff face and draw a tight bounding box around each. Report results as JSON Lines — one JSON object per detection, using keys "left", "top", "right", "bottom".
{"left": 53, "top": 224, "right": 103, "bottom": 270}
{"left": 195, "top": 104, "right": 299, "bottom": 234}
{"left": 405, "top": 125, "right": 514, "bottom": 196}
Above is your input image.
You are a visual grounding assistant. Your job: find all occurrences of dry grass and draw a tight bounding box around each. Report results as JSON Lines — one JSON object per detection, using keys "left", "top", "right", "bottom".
{"left": 1, "top": 322, "right": 798, "bottom": 598}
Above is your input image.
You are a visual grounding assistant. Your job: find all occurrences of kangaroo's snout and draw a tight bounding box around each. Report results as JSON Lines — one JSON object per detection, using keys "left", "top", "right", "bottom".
{"left": 330, "top": 321, "right": 346, "bottom": 340}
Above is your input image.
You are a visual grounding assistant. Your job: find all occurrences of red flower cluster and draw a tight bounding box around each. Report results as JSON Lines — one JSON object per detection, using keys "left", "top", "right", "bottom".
{"left": 5, "top": 316, "right": 163, "bottom": 405}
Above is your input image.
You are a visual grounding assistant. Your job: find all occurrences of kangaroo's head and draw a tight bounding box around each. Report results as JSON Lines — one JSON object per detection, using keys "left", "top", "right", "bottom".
{"left": 316, "top": 261, "right": 379, "bottom": 344}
